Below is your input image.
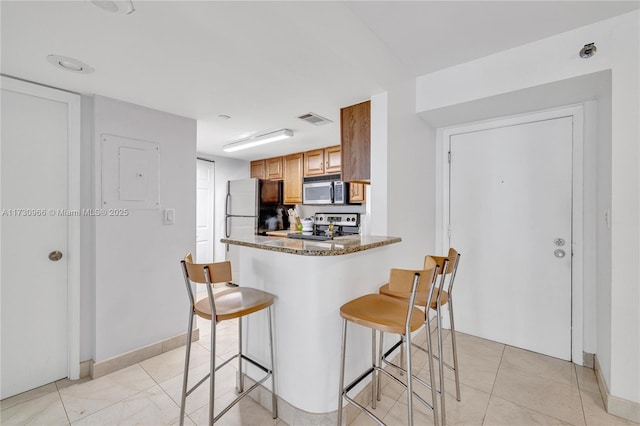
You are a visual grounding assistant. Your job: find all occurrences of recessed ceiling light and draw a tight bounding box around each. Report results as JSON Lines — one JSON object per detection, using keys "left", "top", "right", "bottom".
{"left": 46, "top": 55, "right": 94, "bottom": 74}
{"left": 91, "top": 0, "right": 135, "bottom": 15}
{"left": 217, "top": 114, "right": 231, "bottom": 120}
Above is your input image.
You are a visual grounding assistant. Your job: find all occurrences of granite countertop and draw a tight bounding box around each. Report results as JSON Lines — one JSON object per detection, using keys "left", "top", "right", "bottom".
{"left": 221, "top": 234, "right": 401, "bottom": 256}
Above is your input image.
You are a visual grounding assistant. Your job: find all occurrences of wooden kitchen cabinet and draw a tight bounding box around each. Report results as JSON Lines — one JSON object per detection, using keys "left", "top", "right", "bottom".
{"left": 265, "top": 156, "right": 283, "bottom": 180}
{"left": 303, "top": 149, "right": 325, "bottom": 177}
{"left": 325, "top": 145, "right": 342, "bottom": 174}
{"left": 252, "top": 157, "right": 283, "bottom": 180}
{"left": 304, "top": 145, "right": 342, "bottom": 177}
{"left": 283, "top": 153, "right": 303, "bottom": 204}
{"left": 349, "top": 183, "right": 366, "bottom": 203}
{"left": 250, "top": 160, "right": 266, "bottom": 179}
{"left": 341, "top": 100, "right": 370, "bottom": 183}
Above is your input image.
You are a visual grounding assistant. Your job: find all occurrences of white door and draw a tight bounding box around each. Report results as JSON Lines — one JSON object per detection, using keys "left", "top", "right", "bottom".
{"left": 1, "top": 79, "right": 79, "bottom": 398}
{"left": 196, "top": 159, "right": 215, "bottom": 263}
{"left": 449, "top": 116, "right": 573, "bottom": 360}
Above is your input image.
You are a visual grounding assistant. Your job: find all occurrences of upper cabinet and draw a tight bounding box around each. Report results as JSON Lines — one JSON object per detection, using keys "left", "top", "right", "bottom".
{"left": 303, "top": 149, "right": 325, "bottom": 177}
{"left": 250, "top": 160, "right": 266, "bottom": 179}
{"left": 265, "top": 156, "right": 283, "bottom": 180}
{"left": 349, "top": 183, "right": 366, "bottom": 203}
{"left": 324, "top": 145, "right": 342, "bottom": 174}
{"left": 340, "top": 100, "right": 370, "bottom": 183}
{"left": 251, "top": 157, "right": 283, "bottom": 180}
{"left": 303, "top": 145, "right": 342, "bottom": 177}
{"left": 283, "top": 153, "right": 303, "bottom": 204}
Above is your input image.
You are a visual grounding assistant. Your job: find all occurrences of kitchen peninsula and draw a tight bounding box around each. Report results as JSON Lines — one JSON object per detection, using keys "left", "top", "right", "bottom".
{"left": 220, "top": 233, "right": 402, "bottom": 422}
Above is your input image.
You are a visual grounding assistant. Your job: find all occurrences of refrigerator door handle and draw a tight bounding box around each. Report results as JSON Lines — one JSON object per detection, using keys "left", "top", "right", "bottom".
{"left": 224, "top": 192, "right": 231, "bottom": 238}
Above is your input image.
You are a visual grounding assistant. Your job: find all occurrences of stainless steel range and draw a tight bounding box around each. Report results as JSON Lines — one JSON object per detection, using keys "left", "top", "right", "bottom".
{"left": 313, "top": 212, "right": 360, "bottom": 236}
{"left": 286, "top": 212, "right": 360, "bottom": 241}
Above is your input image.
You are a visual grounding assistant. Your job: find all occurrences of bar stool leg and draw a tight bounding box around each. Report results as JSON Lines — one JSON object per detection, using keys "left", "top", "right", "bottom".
{"left": 179, "top": 309, "right": 194, "bottom": 426}
{"left": 337, "top": 319, "right": 348, "bottom": 426}
{"left": 376, "top": 331, "right": 383, "bottom": 402}
{"left": 425, "top": 312, "right": 439, "bottom": 426}
{"left": 400, "top": 334, "right": 406, "bottom": 373}
{"left": 405, "top": 329, "right": 414, "bottom": 426}
{"left": 268, "top": 306, "right": 277, "bottom": 419}
{"left": 436, "top": 303, "right": 446, "bottom": 426}
{"left": 237, "top": 318, "right": 244, "bottom": 394}
{"left": 449, "top": 299, "right": 461, "bottom": 401}
{"left": 208, "top": 319, "right": 217, "bottom": 426}
{"left": 371, "top": 329, "right": 377, "bottom": 410}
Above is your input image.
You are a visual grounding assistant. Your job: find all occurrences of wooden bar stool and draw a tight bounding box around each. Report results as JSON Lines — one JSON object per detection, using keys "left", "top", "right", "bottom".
{"left": 179, "top": 254, "right": 277, "bottom": 426}
{"left": 337, "top": 262, "right": 440, "bottom": 426}
{"left": 379, "top": 248, "right": 461, "bottom": 425}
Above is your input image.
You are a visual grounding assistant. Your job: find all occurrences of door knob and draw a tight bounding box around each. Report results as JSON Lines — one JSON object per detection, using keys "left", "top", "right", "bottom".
{"left": 554, "top": 249, "right": 566, "bottom": 258}
{"left": 48, "top": 250, "right": 63, "bottom": 261}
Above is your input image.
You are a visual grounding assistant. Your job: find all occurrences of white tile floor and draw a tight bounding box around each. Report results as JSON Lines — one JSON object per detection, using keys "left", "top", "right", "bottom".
{"left": 1, "top": 315, "right": 638, "bottom": 426}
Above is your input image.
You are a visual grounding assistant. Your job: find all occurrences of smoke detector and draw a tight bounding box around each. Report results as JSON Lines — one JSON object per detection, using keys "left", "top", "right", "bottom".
{"left": 298, "top": 112, "right": 333, "bottom": 126}
{"left": 579, "top": 43, "right": 597, "bottom": 59}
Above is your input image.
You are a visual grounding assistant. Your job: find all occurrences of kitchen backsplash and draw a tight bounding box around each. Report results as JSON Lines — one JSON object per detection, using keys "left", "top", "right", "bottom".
{"left": 296, "top": 203, "right": 365, "bottom": 221}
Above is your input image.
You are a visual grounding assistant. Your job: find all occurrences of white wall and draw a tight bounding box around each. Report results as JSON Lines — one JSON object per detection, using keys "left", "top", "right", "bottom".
{"left": 80, "top": 96, "right": 95, "bottom": 362}
{"left": 370, "top": 92, "right": 388, "bottom": 236}
{"left": 196, "top": 154, "right": 249, "bottom": 263}
{"left": 416, "top": 11, "right": 639, "bottom": 405}
{"left": 92, "top": 96, "right": 196, "bottom": 361}
{"left": 370, "top": 79, "right": 436, "bottom": 270}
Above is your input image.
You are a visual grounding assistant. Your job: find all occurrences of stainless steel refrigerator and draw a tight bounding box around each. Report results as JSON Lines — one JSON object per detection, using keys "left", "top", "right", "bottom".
{"left": 224, "top": 178, "right": 290, "bottom": 279}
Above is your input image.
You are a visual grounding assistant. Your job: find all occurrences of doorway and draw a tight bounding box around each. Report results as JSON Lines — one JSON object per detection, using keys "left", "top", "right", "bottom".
{"left": 196, "top": 159, "right": 215, "bottom": 263}
{"left": 438, "top": 107, "right": 584, "bottom": 362}
{"left": 1, "top": 76, "right": 81, "bottom": 399}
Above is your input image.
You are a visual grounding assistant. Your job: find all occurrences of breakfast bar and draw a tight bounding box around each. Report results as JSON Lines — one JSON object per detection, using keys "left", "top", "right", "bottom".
{"left": 220, "top": 234, "right": 402, "bottom": 422}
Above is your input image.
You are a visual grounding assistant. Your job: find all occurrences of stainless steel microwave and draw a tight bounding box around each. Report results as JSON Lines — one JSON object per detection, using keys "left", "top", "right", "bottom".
{"left": 302, "top": 177, "right": 347, "bottom": 205}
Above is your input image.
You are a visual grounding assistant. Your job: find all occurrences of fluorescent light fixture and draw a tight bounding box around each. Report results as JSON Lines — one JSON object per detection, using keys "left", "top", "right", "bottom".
{"left": 223, "top": 129, "right": 293, "bottom": 152}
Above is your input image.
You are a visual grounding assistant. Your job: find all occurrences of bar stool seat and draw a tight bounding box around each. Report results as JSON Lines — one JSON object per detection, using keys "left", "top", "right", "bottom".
{"left": 377, "top": 285, "right": 449, "bottom": 309}
{"left": 194, "top": 287, "right": 274, "bottom": 321}
{"left": 340, "top": 294, "right": 425, "bottom": 334}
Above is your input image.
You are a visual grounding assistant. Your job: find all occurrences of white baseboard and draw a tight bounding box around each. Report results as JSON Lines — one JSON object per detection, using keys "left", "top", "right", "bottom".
{"left": 594, "top": 355, "right": 640, "bottom": 423}
{"left": 89, "top": 328, "right": 199, "bottom": 379}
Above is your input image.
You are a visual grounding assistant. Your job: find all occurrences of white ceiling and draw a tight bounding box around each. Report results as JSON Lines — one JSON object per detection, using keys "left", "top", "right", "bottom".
{"left": 2, "top": 1, "right": 638, "bottom": 161}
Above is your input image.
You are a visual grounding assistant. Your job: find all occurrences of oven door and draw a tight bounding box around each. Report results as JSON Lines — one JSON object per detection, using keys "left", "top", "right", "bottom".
{"left": 303, "top": 181, "right": 333, "bottom": 204}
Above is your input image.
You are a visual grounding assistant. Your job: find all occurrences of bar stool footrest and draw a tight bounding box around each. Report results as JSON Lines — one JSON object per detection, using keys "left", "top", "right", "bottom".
{"left": 343, "top": 393, "right": 385, "bottom": 426}
{"left": 214, "top": 370, "right": 273, "bottom": 423}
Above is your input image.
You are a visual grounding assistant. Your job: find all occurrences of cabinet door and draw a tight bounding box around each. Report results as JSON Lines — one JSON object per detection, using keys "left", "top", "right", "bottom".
{"left": 325, "top": 145, "right": 342, "bottom": 174}
{"left": 304, "top": 149, "right": 325, "bottom": 177}
{"left": 265, "top": 156, "right": 283, "bottom": 180}
{"left": 283, "top": 153, "right": 303, "bottom": 204}
{"left": 350, "top": 183, "right": 366, "bottom": 203}
{"left": 341, "top": 100, "right": 370, "bottom": 183}
{"left": 250, "top": 160, "right": 266, "bottom": 179}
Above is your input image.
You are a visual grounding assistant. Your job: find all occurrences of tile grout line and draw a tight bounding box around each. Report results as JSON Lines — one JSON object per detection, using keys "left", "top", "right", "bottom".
{"left": 481, "top": 343, "right": 506, "bottom": 425}
{"left": 63, "top": 364, "right": 161, "bottom": 425}
{"left": 574, "top": 363, "right": 590, "bottom": 426}
{"left": 54, "top": 381, "right": 73, "bottom": 426}
{"left": 138, "top": 360, "right": 183, "bottom": 421}
{"left": 485, "top": 349, "right": 586, "bottom": 426}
